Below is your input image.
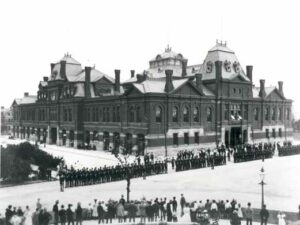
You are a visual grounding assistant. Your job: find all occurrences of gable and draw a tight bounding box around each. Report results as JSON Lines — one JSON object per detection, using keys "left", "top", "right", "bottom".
{"left": 172, "top": 82, "right": 202, "bottom": 96}
{"left": 125, "top": 86, "right": 144, "bottom": 96}
{"left": 95, "top": 76, "right": 114, "bottom": 85}
{"left": 230, "top": 74, "right": 249, "bottom": 82}
{"left": 265, "top": 89, "right": 285, "bottom": 100}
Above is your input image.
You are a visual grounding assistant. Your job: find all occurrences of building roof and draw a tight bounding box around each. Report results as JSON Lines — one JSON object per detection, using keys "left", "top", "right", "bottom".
{"left": 133, "top": 78, "right": 188, "bottom": 94}
{"left": 150, "top": 45, "right": 186, "bottom": 61}
{"left": 57, "top": 53, "right": 81, "bottom": 65}
{"left": 199, "top": 42, "right": 250, "bottom": 82}
{"left": 69, "top": 68, "right": 114, "bottom": 83}
{"left": 13, "top": 95, "right": 37, "bottom": 105}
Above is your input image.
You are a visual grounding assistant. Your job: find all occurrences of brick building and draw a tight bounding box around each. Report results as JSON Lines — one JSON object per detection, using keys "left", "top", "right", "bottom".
{"left": 11, "top": 42, "right": 293, "bottom": 156}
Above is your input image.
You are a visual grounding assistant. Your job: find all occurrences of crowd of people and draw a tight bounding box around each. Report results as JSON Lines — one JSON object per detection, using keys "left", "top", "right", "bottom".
{"left": 4, "top": 195, "right": 288, "bottom": 225}
{"left": 58, "top": 159, "right": 167, "bottom": 190}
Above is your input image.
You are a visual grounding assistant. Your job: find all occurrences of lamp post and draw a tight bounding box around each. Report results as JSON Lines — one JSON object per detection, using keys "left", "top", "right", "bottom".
{"left": 259, "top": 167, "right": 266, "bottom": 208}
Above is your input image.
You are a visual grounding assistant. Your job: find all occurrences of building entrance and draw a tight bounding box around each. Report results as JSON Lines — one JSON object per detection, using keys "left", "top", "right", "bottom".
{"left": 225, "top": 127, "right": 243, "bottom": 147}
{"left": 50, "top": 127, "right": 57, "bottom": 144}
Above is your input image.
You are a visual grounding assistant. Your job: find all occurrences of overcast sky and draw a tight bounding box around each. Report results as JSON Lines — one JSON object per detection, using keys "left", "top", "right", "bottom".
{"left": 0, "top": 0, "right": 299, "bottom": 118}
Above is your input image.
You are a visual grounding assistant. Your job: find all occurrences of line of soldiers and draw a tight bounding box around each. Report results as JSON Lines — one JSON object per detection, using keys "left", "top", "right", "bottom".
{"left": 278, "top": 144, "right": 300, "bottom": 156}
{"left": 173, "top": 150, "right": 227, "bottom": 172}
{"left": 58, "top": 161, "right": 168, "bottom": 190}
{"left": 232, "top": 143, "right": 275, "bottom": 163}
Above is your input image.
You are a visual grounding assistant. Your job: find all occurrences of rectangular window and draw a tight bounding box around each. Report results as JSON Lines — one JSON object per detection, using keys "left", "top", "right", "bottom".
{"left": 173, "top": 133, "right": 178, "bottom": 146}
{"left": 266, "top": 129, "right": 269, "bottom": 138}
{"left": 194, "top": 132, "right": 199, "bottom": 144}
{"left": 272, "top": 128, "right": 276, "bottom": 138}
{"left": 184, "top": 132, "right": 189, "bottom": 145}
{"left": 244, "top": 105, "right": 248, "bottom": 120}
{"left": 116, "top": 106, "right": 120, "bottom": 122}
{"left": 279, "top": 128, "right": 282, "bottom": 137}
{"left": 68, "top": 108, "right": 72, "bottom": 121}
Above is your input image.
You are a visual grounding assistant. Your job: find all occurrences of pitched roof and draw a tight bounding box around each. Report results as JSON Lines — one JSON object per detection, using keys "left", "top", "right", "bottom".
{"left": 13, "top": 96, "right": 37, "bottom": 105}
{"left": 133, "top": 78, "right": 188, "bottom": 94}
{"left": 69, "top": 68, "right": 114, "bottom": 83}
{"left": 200, "top": 43, "right": 250, "bottom": 82}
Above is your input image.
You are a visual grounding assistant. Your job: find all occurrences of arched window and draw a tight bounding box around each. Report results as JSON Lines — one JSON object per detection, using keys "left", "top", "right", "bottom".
{"left": 193, "top": 107, "right": 199, "bottom": 122}
{"left": 172, "top": 107, "right": 178, "bottom": 122}
{"left": 155, "top": 106, "right": 162, "bottom": 123}
{"left": 207, "top": 107, "right": 212, "bottom": 122}
{"left": 278, "top": 107, "right": 283, "bottom": 120}
{"left": 271, "top": 107, "right": 276, "bottom": 121}
{"left": 183, "top": 106, "right": 189, "bottom": 122}
{"left": 129, "top": 107, "right": 134, "bottom": 122}
{"left": 265, "top": 107, "right": 269, "bottom": 121}
{"left": 286, "top": 108, "right": 291, "bottom": 120}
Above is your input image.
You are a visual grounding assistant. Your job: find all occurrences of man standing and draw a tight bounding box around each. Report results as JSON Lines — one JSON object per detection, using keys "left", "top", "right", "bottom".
{"left": 66, "top": 204, "right": 74, "bottom": 225}
{"left": 75, "top": 203, "right": 82, "bottom": 225}
{"left": 59, "top": 205, "right": 66, "bottom": 225}
{"left": 172, "top": 197, "right": 177, "bottom": 213}
{"left": 260, "top": 204, "right": 269, "bottom": 225}
{"left": 53, "top": 201, "right": 59, "bottom": 225}
{"left": 180, "top": 194, "right": 186, "bottom": 217}
{"left": 5, "top": 205, "right": 13, "bottom": 225}
{"left": 245, "top": 202, "right": 253, "bottom": 225}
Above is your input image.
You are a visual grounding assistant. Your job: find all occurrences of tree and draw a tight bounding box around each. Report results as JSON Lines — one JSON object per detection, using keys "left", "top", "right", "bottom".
{"left": 7, "top": 158, "right": 32, "bottom": 183}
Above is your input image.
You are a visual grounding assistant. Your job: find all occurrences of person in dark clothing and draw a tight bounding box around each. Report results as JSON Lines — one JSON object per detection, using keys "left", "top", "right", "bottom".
{"left": 180, "top": 194, "right": 186, "bottom": 217}
{"left": 230, "top": 211, "right": 241, "bottom": 225}
{"left": 106, "top": 202, "right": 114, "bottom": 224}
{"left": 66, "top": 205, "right": 74, "bottom": 225}
{"left": 59, "top": 205, "right": 67, "bottom": 225}
{"left": 43, "top": 208, "right": 52, "bottom": 225}
{"left": 38, "top": 209, "right": 44, "bottom": 225}
{"left": 166, "top": 200, "right": 172, "bottom": 222}
{"left": 172, "top": 197, "right": 177, "bottom": 213}
{"left": 119, "top": 195, "right": 125, "bottom": 206}
{"left": 97, "top": 202, "right": 104, "bottom": 224}
{"left": 5, "top": 205, "right": 13, "bottom": 225}
{"left": 53, "top": 201, "right": 59, "bottom": 225}
{"left": 260, "top": 204, "right": 269, "bottom": 225}
{"left": 75, "top": 203, "right": 82, "bottom": 225}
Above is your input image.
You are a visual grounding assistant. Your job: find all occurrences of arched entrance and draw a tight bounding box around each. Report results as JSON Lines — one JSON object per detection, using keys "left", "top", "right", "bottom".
{"left": 50, "top": 127, "right": 57, "bottom": 144}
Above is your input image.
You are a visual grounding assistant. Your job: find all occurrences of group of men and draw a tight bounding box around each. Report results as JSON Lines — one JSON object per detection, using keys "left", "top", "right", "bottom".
{"left": 172, "top": 149, "right": 227, "bottom": 172}
{"left": 58, "top": 160, "right": 167, "bottom": 191}
{"left": 232, "top": 143, "right": 275, "bottom": 163}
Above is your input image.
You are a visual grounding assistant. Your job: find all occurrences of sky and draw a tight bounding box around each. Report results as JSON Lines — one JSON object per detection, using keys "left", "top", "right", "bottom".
{"left": 0, "top": 0, "right": 299, "bottom": 118}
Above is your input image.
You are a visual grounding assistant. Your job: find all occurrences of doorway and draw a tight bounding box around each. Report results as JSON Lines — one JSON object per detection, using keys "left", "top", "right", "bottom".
{"left": 50, "top": 127, "right": 57, "bottom": 144}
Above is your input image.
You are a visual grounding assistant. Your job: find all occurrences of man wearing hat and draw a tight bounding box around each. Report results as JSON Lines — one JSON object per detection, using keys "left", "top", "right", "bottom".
{"left": 66, "top": 204, "right": 74, "bottom": 225}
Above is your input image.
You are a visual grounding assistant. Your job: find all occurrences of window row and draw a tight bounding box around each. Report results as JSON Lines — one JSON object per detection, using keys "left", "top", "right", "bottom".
{"left": 63, "top": 108, "right": 73, "bottom": 122}
{"left": 173, "top": 132, "right": 200, "bottom": 146}
{"left": 155, "top": 106, "right": 213, "bottom": 123}
{"left": 265, "top": 128, "right": 283, "bottom": 138}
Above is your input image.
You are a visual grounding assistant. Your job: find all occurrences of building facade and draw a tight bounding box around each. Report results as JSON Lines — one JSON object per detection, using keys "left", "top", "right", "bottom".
{"left": 11, "top": 42, "right": 293, "bottom": 156}
{"left": 1, "top": 106, "right": 13, "bottom": 135}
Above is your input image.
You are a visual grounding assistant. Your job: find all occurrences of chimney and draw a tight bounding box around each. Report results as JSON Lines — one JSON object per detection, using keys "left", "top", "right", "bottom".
{"left": 195, "top": 73, "right": 203, "bottom": 93}
{"left": 164, "top": 70, "right": 174, "bottom": 92}
{"left": 278, "top": 81, "right": 284, "bottom": 96}
{"left": 43, "top": 77, "right": 49, "bottom": 82}
{"left": 136, "top": 74, "right": 146, "bottom": 83}
{"left": 24, "top": 92, "right": 29, "bottom": 97}
{"left": 59, "top": 60, "right": 66, "bottom": 79}
{"left": 130, "top": 70, "right": 135, "bottom": 78}
{"left": 259, "top": 79, "right": 266, "bottom": 98}
{"left": 246, "top": 65, "right": 253, "bottom": 82}
{"left": 50, "top": 63, "right": 55, "bottom": 73}
{"left": 114, "top": 69, "right": 120, "bottom": 93}
{"left": 182, "top": 60, "right": 187, "bottom": 77}
{"left": 84, "top": 67, "right": 92, "bottom": 98}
